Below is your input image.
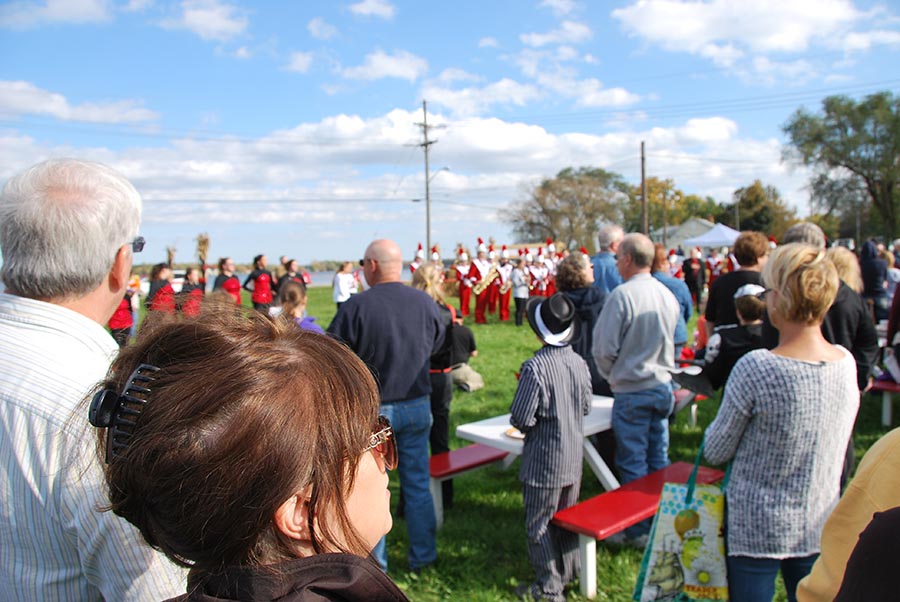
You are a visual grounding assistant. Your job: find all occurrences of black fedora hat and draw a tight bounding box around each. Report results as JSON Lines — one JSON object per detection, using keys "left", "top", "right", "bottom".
{"left": 525, "top": 293, "right": 580, "bottom": 347}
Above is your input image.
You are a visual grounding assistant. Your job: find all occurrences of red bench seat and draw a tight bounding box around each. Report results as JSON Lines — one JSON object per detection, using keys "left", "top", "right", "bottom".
{"left": 552, "top": 461, "right": 725, "bottom": 598}
{"left": 429, "top": 444, "right": 508, "bottom": 529}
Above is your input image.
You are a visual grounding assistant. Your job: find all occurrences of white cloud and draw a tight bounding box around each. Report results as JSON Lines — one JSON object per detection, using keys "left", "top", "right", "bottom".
{"left": 843, "top": 29, "right": 900, "bottom": 52}
{"left": 520, "top": 20, "right": 592, "bottom": 47}
{"left": 233, "top": 45, "right": 251, "bottom": 59}
{"left": 435, "top": 68, "right": 481, "bottom": 84}
{"left": 0, "top": 0, "right": 110, "bottom": 28}
{"left": 285, "top": 52, "right": 313, "bottom": 73}
{"left": 308, "top": 16, "right": 337, "bottom": 40}
{"left": 519, "top": 21, "right": 594, "bottom": 48}
{"left": 422, "top": 78, "right": 542, "bottom": 116}
{"left": 348, "top": 0, "right": 395, "bottom": 19}
{"left": 478, "top": 36, "right": 499, "bottom": 48}
{"left": 123, "top": 0, "right": 153, "bottom": 11}
{"left": 748, "top": 56, "right": 815, "bottom": 85}
{"left": 613, "top": 0, "right": 861, "bottom": 54}
{"left": 160, "top": 0, "right": 247, "bottom": 42}
{"left": 0, "top": 80, "right": 159, "bottom": 123}
{"left": 540, "top": 0, "right": 576, "bottom": 17}
{"left": 341, "top": 49, "right": 428, "bottom": 82}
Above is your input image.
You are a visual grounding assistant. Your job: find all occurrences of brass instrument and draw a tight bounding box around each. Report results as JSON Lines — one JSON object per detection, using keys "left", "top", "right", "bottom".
{"left": 473, "top": 265, "right": 499, "bottom": 295}
{"left": 499, "top": 266, "right": 512, "bottom": 293}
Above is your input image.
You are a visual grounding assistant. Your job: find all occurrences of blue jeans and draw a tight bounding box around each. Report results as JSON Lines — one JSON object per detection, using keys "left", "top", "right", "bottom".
{"left": 727, "top": 554, "right": 818, "bottom": 602}
{"left": 372, "top": 395, "right": 437, "bottom": 572}
{"left": 612, "top": 383, "right": 673, "bottom": 537}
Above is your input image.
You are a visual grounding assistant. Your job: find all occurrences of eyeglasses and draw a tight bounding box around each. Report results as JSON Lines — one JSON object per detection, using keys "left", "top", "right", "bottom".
{"left": 131, "top": 236, "right": 145, "bottom": 253}
{"left": 364, "top": 415, "right": 397, "bottom": 471}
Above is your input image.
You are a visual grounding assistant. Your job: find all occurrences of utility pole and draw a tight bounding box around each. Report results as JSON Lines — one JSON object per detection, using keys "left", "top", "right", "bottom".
{"left": 415, "top": 100, "right": 438, "bottom": 252}
{"left": 641, "top": 141, "right": 648, "bottom": 235}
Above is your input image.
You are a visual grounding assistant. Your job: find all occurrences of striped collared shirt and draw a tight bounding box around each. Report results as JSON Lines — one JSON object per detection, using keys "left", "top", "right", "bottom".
{"left": 0, "top": 293, "right": 186, "bottom": 601}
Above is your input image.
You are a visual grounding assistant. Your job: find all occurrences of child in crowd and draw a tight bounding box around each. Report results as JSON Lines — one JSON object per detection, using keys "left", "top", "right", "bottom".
{"left": 510, "top": 293, "right": 592, "bottom": 602}
{"left": 278, "top": 279, "right": 324, "bottom": 333}
{"left": 675, "top": 284, "right": 766, "bottom": 397}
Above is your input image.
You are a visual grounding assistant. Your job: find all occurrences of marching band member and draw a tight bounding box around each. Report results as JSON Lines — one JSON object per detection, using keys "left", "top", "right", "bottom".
{"left": 469, "top": 238, "right": 493, "bottom": 324}
{"left": 496, "top": 245, "right": 514, "bottom": 321}
{"left": 543, "top": 238, "right": 558, "bottom": 297}
{"left": 488, "top": 244, "right": 499, "bottom": 314}
{"left": 530, "top": 248, "right": 549, "bottom": 297}
{"left": 455, "top": 247, "right": 472, "bottom": 318}
{"left": 410, "top": 242, "right": 425, "bottom": 273}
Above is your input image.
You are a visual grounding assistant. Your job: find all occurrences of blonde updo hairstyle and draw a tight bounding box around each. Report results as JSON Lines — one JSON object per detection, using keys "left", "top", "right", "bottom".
{"left": 762, "top": 243, "right": 839, "bottom": 326}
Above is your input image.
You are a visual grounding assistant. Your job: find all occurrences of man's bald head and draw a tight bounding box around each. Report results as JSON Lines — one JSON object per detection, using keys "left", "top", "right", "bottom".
{"left": 364, "top": 239, "right": 403, "bottom": 285}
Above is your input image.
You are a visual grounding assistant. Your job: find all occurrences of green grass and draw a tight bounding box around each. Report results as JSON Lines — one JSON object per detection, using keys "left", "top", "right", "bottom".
{"left": 261, "top": 288, "right": 896, "bottom": 600}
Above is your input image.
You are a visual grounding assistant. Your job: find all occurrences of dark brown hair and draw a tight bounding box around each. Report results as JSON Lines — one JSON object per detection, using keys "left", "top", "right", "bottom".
{"left": 94, "top": 311, "right": 380, "bottom": 574}
{"left": 733, "top": 231, "right": 769, "bottom": 266}
{"left": 555, "top": 253, "right": 591, "bottom": 291}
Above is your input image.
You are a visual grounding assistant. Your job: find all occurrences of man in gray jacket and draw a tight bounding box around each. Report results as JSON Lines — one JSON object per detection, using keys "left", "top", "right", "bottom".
{"left": 592, "top": 232, "right": 679, "bottom": 545}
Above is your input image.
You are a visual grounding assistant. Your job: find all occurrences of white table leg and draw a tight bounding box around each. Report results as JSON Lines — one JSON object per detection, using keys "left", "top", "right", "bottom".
{"left": 501, "top": 454, "right": 517, "bottom": 470}
{"left": 578, "top": 534, "right": 597, "bottom": 599}
{"left": 583, "top": 439, "right": 620, "bottom": 491}
{"left": 430, "top": 478, "right": 444, "bottom": 530}
{"left": 883, "top": 391, "right": 893, "bottom": 427}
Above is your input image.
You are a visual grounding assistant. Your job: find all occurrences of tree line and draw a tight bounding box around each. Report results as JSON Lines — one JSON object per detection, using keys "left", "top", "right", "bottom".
{"left": 503, "top": 91, "right": 899, "bottom": 252}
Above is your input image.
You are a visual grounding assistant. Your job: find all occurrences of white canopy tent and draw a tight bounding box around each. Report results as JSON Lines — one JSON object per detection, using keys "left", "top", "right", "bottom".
{"left": 683, "top": 223, "right": 741, "bottom": 248}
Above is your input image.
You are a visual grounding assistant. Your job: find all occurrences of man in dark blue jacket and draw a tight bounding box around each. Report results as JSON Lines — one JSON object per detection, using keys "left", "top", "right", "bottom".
{"left": 327, "top": 239, "right": 445, "bottom": 574}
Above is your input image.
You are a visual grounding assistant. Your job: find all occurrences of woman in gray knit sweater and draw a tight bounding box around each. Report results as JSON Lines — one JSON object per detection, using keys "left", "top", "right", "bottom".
{"left": 704, "top": 243, "right": 859, "bottom": 602}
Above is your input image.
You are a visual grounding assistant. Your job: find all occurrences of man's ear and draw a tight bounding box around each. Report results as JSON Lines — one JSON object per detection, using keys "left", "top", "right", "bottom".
{"left": 109, "top": 245, "right": 131, "bottom": 292}
{"left": 273, "top": 487, "right": 314, "bottom": 543}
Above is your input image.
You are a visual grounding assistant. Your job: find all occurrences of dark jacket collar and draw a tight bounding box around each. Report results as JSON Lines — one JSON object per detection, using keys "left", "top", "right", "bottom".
{"left": 170, "top": 554, "right": 409, "bottom": 602}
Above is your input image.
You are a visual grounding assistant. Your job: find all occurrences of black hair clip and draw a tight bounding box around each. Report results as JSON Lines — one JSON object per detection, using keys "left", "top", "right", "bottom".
{"left": 89, "top": 363, "right": 160, "bottom": 463}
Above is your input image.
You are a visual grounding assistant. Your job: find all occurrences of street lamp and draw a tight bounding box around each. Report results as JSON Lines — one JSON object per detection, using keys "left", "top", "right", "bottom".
{"left": 423, "top": 166, "right": 449, "bottom": 252}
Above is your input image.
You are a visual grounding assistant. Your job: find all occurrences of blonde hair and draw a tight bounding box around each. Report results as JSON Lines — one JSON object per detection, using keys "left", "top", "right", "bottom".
{"left": 826, "top": 246, "right": 863, "bottom": 293}
{"left": 762, "top": 243, "right": 839, "bottom": 325}
{"left": 411, "top": 262, "right": 445, "bottom": 304}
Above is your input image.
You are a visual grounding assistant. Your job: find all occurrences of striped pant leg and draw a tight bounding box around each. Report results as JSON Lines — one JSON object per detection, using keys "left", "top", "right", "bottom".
{"left": 523, "top": 482, "right": 581, "bottom": 600}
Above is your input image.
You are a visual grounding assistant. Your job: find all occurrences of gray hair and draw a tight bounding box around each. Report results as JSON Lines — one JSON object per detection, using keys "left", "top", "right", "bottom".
{"left": 0, "top": 159, "right": 141, "bottom": 299}
{"left": 597, "top": 224, "right": 624, "bottom": 251}
{"left": 782, "top": 222, "right": 825, "bottom": 249}
{"left": 619, "top": 232, "right": 654, "bottom": 268}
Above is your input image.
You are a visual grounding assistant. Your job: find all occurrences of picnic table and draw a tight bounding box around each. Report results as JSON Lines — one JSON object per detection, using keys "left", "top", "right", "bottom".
{"left": 455, "top": 395, "right": 620, "bottom": 491}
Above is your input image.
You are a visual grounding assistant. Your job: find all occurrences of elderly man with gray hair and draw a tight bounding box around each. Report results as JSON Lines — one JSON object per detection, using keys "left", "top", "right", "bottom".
{"left": 591, "top": 224, "right": 624, "bottom": 293}
{"left": 0, "top": 159, "right": 185, "bottom": 600}
{"left": 592, "top": 232, "right": 680, "bottom": 547}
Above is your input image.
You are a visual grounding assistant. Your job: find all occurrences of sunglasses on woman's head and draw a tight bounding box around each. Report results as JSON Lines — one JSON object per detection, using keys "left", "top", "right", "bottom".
{"left": 364, "top": 415, "right": 397, "bottom": 471}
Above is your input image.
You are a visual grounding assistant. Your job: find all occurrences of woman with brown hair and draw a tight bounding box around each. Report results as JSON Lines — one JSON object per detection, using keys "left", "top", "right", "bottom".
{"left": 87, "top": 312, "right": 408, "bottom": 601}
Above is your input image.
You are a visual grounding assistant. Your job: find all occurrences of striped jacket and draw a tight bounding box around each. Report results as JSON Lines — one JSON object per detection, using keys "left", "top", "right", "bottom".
{"left": 510, "top": 345, "right": 592, "bottom": 488}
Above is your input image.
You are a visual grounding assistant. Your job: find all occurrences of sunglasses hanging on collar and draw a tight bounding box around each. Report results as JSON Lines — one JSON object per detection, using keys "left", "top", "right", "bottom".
{"left": 89, "top": 363, "right": 160, "bottom": 464}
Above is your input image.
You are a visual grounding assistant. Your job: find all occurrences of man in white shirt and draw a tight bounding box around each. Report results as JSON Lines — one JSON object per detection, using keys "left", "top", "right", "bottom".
{"left": 0, "top": 159, "right": 186, "bottom": 600}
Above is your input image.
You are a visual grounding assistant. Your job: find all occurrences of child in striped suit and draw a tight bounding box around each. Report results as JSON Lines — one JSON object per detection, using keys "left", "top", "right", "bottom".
{"left": 511, "top": 293, "right": 593, "bottom": 601}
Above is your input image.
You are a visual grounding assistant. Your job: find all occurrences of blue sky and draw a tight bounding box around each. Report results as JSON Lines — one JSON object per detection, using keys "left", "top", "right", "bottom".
{"left": 1, "top": 0, "right": 899, "bottom": 265}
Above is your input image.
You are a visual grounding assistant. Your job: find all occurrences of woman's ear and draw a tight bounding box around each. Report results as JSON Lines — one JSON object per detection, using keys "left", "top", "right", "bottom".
{"left": 274, "top": 487, "right": 314, "bottom": 543}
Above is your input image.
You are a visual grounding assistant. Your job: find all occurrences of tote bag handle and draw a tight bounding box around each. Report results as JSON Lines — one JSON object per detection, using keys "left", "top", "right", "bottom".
{"left": 685, "top": 435, "right": 730, "bottom": 505}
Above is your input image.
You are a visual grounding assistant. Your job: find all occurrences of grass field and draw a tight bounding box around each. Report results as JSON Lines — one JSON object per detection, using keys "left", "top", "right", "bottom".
{"left": 253, "top": 286, "right": 890, "bottom": 601}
